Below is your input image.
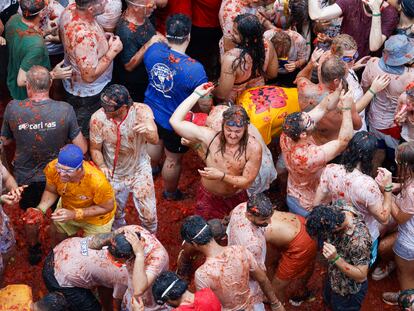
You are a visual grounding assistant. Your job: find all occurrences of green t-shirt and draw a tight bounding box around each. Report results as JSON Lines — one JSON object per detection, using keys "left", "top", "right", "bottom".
{"left": 5, "top": 14, "right": 51, "bottom": 100}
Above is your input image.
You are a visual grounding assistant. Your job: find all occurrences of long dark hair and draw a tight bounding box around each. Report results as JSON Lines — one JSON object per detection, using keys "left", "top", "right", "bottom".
{"left": 219, "top": 106, "right": 250, "bottom": 160}
{"left": 232, "top": 14, "right": 265, "bottom": 78}
{"left": 396, "top": 142, "right": 414, "bottom": 188}
{"left": 340, "top": 131, "right": 377, "bottom": 176}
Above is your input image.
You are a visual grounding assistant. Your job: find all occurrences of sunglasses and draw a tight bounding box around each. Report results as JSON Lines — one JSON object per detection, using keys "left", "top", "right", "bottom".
{"left": 225, "top": 120, "right": 246, "bottom": 128}
{"left": 341, "top": 51, "right": 359, "bottom": 63}
{"left": 55, "top": 162, "right": 82, "bottom": 174}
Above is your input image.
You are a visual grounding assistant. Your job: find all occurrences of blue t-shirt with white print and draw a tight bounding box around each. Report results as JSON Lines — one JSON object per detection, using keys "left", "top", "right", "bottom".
{"left": 144, "top": 42, "right": 207, "bottom": 131}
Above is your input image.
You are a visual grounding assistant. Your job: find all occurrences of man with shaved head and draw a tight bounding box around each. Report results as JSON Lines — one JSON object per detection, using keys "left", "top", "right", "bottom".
{"left": 1, "top": 65, "right": 86, "bottom": 265}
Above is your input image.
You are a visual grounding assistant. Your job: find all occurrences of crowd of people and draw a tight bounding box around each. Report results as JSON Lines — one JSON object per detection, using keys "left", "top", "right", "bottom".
{"left": 0, "top": 0, "right": 414, "bottom": 310}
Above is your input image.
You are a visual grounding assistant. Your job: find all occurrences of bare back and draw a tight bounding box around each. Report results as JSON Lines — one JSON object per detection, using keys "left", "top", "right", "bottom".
{"left": 265, "top": 212, "right": 302, "bottom": 248}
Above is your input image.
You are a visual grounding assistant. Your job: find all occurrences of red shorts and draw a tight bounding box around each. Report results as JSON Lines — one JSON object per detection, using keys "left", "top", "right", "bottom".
{"left": 195, "top": 184, "right": 248, "bottom": 220}
{"left": 276, "top": 216, "right": 317, "bottom": 280}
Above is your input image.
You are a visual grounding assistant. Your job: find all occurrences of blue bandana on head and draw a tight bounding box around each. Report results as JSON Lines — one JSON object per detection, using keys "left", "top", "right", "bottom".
{"left": 58, "top": 144, "right": 83, "bottom": 169}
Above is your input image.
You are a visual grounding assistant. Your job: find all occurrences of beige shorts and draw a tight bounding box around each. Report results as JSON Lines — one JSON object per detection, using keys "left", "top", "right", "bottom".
{"left": 53, "top": 199, "right": 114, "bottom": 236}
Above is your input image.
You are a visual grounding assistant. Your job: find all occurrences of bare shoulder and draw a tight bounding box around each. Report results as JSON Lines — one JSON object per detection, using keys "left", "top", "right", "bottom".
{"left": 201, "top": 128, "right": 221, "bottom": 145}
{"left": 246, "top": 134, "right": 262, "bottom": 154}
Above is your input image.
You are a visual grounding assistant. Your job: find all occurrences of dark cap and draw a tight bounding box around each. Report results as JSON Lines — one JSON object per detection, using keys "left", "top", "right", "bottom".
{"left": 20, "top": 0, "right": 46, "bottom": 18}
{"left": 100, "top": 84, "right": 133, "bottom": 112}
{"left": 401, "top": 0, "right": 414, "bottom": 18}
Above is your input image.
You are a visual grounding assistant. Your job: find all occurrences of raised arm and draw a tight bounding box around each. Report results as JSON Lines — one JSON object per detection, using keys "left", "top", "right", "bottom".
{"left": 366, "top": 0, "right": 387, "bottom": 52}
{"left": 170, "top": 83, "right": 216, "bottom": 143}
{"left": 355, "top": 75, "right": 391, "bottom": 113}
{"left": 295, "top": 47, "right": 324, "bottom": 81}
{"left": 318, "top": 90, "right": 354, "bottom": 161}
{"left": 308, "top": 0, "right": 342, "bottom": 20}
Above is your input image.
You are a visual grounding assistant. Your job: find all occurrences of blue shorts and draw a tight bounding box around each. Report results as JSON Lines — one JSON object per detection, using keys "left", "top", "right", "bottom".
{"left": 286, "top": 195, "right": 310, "bottom": 218}
{"left": 393, "top": 238, "right": 414, "bottom": 261}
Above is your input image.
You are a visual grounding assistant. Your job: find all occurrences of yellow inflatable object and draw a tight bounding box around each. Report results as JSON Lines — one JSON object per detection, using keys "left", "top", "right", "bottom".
{"left": 0, "top": 284, "right": 32, "bottom": 311}
{"left": 237, "top": 85, "right": 300, "bottom": 144}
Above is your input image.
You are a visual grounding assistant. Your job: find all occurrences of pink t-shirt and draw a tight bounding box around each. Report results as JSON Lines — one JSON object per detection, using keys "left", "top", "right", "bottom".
{"left": 122, "top": 225, "right": 169, "bottom": 311}
{"left": 53, "top": 237, "right": 128, "bottom": 299}
{"left": 90, "top": 103, "right": 154, "bottom": 179}
{"left": 319, "top": 163, "right": 383, "bottom": 240}
{"left": 280, "top": 133, "right": 328, "bottom": 209}
{"left": 195, "top": 245, "right": 259, "bottom": 311}
{"left": 228, "top": 203, "right": 266, "bottom": 305}
{"left": 362, "top": 58, "right": 414, "bottom": 130}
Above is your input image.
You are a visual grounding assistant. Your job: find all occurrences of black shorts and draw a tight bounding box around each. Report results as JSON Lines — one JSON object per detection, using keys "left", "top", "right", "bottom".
{"left": 19, "top": 182, "right": 46, "bottom": 211}
{"left": 156, "top": 122, "right": 189, "bottom": 154}
{"left": 43, "top": 251, "right": 101, "bottom": 311}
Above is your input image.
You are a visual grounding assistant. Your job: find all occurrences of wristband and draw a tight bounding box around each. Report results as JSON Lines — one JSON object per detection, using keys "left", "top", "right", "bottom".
{"left": 221, "top": 172, "right": 226, "bottom": 181}
{"left": 372, "top": 12, "right": 381, "bottom": 16}
{"left": 341, "top": 107, "right": 351, "bottom": 111}
{"left": 270, "top": 301, "right": 282, "bottom": 309}
{"left": 193, "top": 143, "right": 202, "bottom": 151}
{"left": 74, "top": 208, "right": 84, "bottom": 220}
{"left": 384, "top": 185, "right": 393, "bottom": 192}
{"left": 331, "top": 254, "right": 341, "bottom": 264}
{"left": 368, "top": 88, "right": 376, "bottom": 96}
{"left": 194, "top": 90, "right": 204, "bottom": 97}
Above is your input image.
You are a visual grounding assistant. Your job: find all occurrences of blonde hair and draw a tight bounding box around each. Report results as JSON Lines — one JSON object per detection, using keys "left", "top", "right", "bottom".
{"left": 331, "top": 34, "right": 357, "bottom": 56}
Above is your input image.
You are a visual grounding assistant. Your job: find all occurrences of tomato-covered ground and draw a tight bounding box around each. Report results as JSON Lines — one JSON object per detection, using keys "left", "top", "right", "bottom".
{"left": 3, "top": 150, "right": 399, "bottom": 310}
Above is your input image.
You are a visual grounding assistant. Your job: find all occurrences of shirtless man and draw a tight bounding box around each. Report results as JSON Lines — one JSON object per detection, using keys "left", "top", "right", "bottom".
{"left": 170, "top": 83, "right": 262, "bottom": 220}
{"left": 89, "top": 225, "right": 169, "bottom": 311}
{"left": 214, "top": 13, "right": 278, "bottom": 103}
{"left": 90, "top": 84, "right": 159, "bottom": 233}
{"left": 296, "top": 49, "right": 362, "bottom": 144}
{"left": 60, "top": 0, "right": 123, "bottom": 137}
{"left": 228, "top": 193, "right": 317, "bottom": 305}
{"left": 181, "top": 215, "right": 285, "bottom": 311}
{"left": 280, "top": 87, "right": 354, "bottom": 217}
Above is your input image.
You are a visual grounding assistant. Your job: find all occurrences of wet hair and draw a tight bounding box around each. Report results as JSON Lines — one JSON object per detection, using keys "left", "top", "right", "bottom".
{"left": 152, "top": 271, "right": 188, "bottom": 304}
{"left": 232, "top": 14, "right": 265, "bottom": 79}
{"left": 288, "top": 0, "right": 309, "bottom": 34}
{"left": 306, "top": 204, "right": 345, "bottom": 240}
{"left": 340, "top": 131, "right": 377, "bottom": 176}
{"left": 321, "top": 56, "right": 346, "bottom": 84}
{"left": 75, "top": 0, "right": 100, "bottom": 9}
{"left": 166, "top": 14, "right": 191, "bottom": 45}
{"left": 331, "top": 34, "right": 358, "bottom": 57}
{"left": 181, "top": 215, "right": 213, "bottom": 245}
{"left": 270, "top": 31, "right": 291, "bottom": 59}
{"left": 219, "top": 106, "right": 250, "bottom": 160}
{"left": 27, "top": 66, "right": 51, "bottom": 92}
{"left": 396, "top": 142, "right": 414, "bottom": 187}
{"left": 108, "top": 232, "right": 141, "bottom": 259}
{"left": 247, "top": 193, "right": 274, "bottom": 218}
{"left": 282, "top": 112, "right": 305, "bottom": 142}
{"left": 20, "top": 0, "right": 45, "bottom": 20}
{"left": 36, "top": 292, "right": 69, "bottom": 311}
{"left": 207, "top": 219, "right": 226, "bottom": 240}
